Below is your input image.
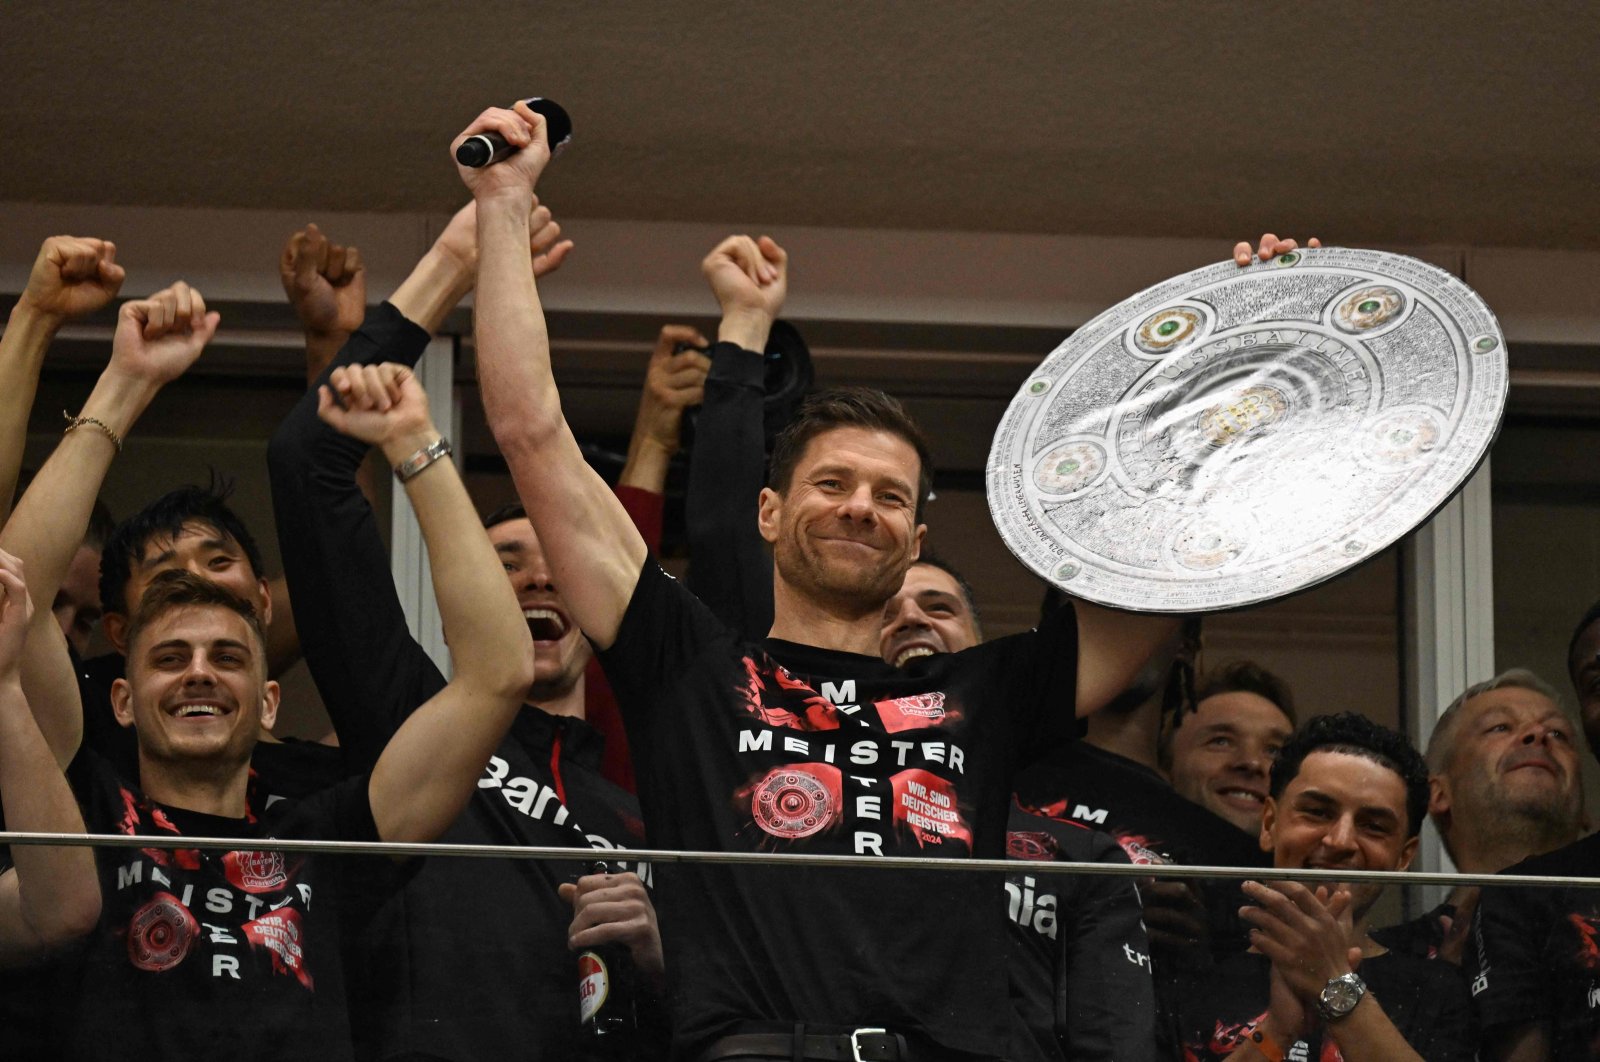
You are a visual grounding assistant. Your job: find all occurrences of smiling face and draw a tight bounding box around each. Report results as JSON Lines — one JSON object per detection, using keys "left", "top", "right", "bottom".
{"left": 487, "top": 517, "right": 589, "bottom": 700}
{"left": 1261, "top": 750, "right": 1417, "bottom": 920}
{"left": 112, "top": 604, "right": 278, "bottom": 774}
{"left": 879, "top": 562, "right": 981, "bottom": 668}
{"left": 1169, "top": 691, "right": 1295, "bottom": 834}
{"left": 1434, "top": 686, "right": 1582, "bottom": 839}
{"left": 104, "top": 522, "right": 270, "bottom": 654}
{"left": 759, "top": 426, "right": 927, "bottom": 616}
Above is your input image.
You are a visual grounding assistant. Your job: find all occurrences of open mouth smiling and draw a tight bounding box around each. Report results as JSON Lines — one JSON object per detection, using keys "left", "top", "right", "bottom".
{"left": 524, "top": 607, "right": 570, "bottom": 642}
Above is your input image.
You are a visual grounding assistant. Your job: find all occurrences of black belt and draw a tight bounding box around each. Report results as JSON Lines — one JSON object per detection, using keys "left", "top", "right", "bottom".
{"left": 700, "top": 1026, "right": 910, "bottom": 1061}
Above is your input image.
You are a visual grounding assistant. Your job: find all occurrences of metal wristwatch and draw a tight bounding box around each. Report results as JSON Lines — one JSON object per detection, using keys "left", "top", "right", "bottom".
{"left": 394, "top": 437, "right": 452, "bottom": 483}
{"left": 1316, "top": 972, "right": 1367, "bottom": 1022}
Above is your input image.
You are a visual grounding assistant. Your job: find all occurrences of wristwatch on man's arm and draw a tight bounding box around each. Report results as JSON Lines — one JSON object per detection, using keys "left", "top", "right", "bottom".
{"left": 1316, "top": 972, "right": 1367, "bottom": 1022}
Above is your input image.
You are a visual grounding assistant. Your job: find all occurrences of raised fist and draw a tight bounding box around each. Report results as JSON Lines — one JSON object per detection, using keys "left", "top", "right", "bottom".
{"left": 702, "top": 235, "right": 787, "bottom": 323}
{"left": 19, "top": 236, "right": 126, "bottom": 321}
{"left": 108, "top": 282, "right": 220, "bottom": 386}
{"left": 316, "top": 362, "right": 436, "bottom": 451}
{"left": 451, "top": 102, "right": 552, "bottom": 200}
{"left": 279, "top": 223, "right": 366, "bottom": 336}
{"left": 635, "top": 325, "right": 711, "bottom": 454}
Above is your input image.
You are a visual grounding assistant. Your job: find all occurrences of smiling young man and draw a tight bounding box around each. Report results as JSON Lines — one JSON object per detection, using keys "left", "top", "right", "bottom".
{"left": 457, "top": 102, "right": 1178, "bottom": 1061}
{"left": 3, "top": 282, "right": 533, "bottom": 1059}
{"left": 1178, "top": 713, "right": 1473, "bottom": 1062}
{"left": 1464, "top": 617, "right": 1600, "bottom": 1061}
{"left": 1163, "top": 661, "right": 1297, "bottom": 836}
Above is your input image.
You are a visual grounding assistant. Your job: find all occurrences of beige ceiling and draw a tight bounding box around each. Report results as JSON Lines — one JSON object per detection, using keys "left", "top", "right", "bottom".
{"left": 4, "top": 1, "right": 1598, "bottom": 248}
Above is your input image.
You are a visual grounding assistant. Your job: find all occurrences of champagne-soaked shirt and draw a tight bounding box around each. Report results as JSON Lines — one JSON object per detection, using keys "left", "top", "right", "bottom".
{"left": 599, "top": 560, "right": 1079, "bottom": 1059}
{"left": 55, "top": 749, "right": 380, "bottom": 1061}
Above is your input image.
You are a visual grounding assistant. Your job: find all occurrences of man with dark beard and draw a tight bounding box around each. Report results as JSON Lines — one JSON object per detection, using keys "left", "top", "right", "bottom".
{"left": 457, "top": 100, "right": 1174, "bottom": 1062}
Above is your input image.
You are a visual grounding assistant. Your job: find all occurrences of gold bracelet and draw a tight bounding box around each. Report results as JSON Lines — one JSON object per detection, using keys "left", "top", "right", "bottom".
{"left": 62, "top": 410, "right": 123, "bottom": 453}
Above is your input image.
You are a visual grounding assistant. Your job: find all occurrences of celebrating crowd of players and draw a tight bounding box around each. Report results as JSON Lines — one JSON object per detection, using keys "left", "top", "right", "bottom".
{"left": 0, "top": 101, "right": 1596, "bottom": 1061}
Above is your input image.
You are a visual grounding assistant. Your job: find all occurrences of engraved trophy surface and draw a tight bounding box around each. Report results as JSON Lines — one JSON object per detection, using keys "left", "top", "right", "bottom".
{"left": 987, "top": 247, "right": 1507, "bottom": 612}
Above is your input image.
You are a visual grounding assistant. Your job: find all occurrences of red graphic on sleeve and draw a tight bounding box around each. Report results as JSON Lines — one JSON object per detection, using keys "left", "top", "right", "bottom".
{"left": 1188, "top": 1014, "right": 1340, "bottom": 1061}
{"left": 223, "top": 849, "right": 291, "bottom": 893}
{"left": 1570, "top": 913, "right": 1600, "bottom": 970}
{"left": 744, "top": 764, "right": 843, "bottom": 840}
{"left": 243, "top": 908, "right": 314, "bottom": 990}
{"left": 1006, "top": 830, "right": 1060, "bottom": 861}
{"left": 126, "top": 892, "right": 199, "bottom": 972}
{"left": 874, "top": 692, "right": 959, "bottom": 733}
{"left": 890, "top": 770, "right": 972, "bottom": 851}
{"left": 736, "top": 657, "right": 842, "bottom": 731}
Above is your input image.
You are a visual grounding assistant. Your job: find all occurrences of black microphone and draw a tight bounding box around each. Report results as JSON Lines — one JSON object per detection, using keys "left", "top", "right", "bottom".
{"left": 455, "top": 98, "right": 573, "bottom": 169}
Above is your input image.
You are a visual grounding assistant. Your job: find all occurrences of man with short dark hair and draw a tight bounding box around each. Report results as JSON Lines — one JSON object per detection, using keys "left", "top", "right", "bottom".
{"left": 1178, "top": 713, "right": 1473, "bottom": 1061}
{"left": 458, "top": 102, "right": 1173, "bottom": 1061}
{"left": 7, "top": 287, "right": 534, "bottom": 1059}
{"left": 1464, "top": 614, "right": 1600, "bottom": 1060}
{"left": 1163, "top": 660, "right": 1297, "bottom": 836}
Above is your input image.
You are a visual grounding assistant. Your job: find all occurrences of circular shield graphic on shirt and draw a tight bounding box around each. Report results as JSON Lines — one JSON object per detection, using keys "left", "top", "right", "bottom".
{"left": 1006, "top": 831, "right": 1060, "bottom": 861}
{"left": 127, "top": 893, "right": 199, "bottom": 972}
{"left": 226, "top": 849, "right": 289, "bottom": 893}
{"left": 751, "top": 769, "right": 838, "bottom": 840}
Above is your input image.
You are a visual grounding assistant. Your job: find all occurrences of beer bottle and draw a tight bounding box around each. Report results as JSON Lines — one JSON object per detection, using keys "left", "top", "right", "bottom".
{"left": 578, "top": 860, "right": 637, "bottom": 1057}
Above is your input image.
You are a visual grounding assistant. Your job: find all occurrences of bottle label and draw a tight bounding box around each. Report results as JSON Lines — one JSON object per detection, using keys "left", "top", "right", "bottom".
{"left": 578, "top": 950, "right": 610, "bottom": 1023}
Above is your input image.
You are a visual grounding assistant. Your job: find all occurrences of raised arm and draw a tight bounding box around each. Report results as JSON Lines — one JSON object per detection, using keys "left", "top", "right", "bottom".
{"left": 1, "top": 284, "right": 217, "bottom": 764}
{"left": 684, "top": 235, "right": 787, "bottom": 635}
{"left": 316, "top": 363, "right": 534, "bottom": 842}
{"left": 458, "top": 103, "right": 643, "bottom": 648}
{"left": 0, "top": 237, "right": 125, "bottom": 521}
{"left": 0, "top": 551, "right": 100, "bottom": 966}
{"left": 1073, "top": 601, "right": 1180, "bottom": 718}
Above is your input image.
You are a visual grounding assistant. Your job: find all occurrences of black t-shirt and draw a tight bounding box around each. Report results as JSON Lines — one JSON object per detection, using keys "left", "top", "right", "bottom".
{"left": 598, "top": 560, "right": 1079, "bottom": 1059}
{"left": 1177, "top": 950, "right": 1475, "bottom": 1061}
{"left": 1005, "top": 800, "right": 1156, "bottom": 1061}
{"left": 1372, "top": 902, "right": 1455, "bottom": 961}
{"left": 1467, "top": 832, "right": 1600, "bottom": 1058}
{"left": 53, "top": 749, "right": 379, "bottom": 1060}
{"left": 1011, "top": 742, "right": 1265, "bottom": 871}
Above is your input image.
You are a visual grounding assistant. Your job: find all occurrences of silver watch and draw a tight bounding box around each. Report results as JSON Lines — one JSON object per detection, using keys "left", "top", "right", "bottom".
{"left": 1316, "top": 972, "right": 1366, "bottom": 1022}
{"left": 394, "top": 437, "right": 452, "bottom": 483}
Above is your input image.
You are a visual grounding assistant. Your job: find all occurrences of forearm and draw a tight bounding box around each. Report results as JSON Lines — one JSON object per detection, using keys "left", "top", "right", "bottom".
{"left": 1325, "top": 995, "right": 1423, "bottom": 1061}
{"left": 617, "top": 434, "right": 673, "bottom": 493}
{"left": 0, "top": 304, "right": 61, "bottom": 520}
{"left": 390, "top": 247, "right": 474, "bottom": 335}
{"left": 0, "top": 374, "right": 148, "bottom": 764}
{"left": 0, "top": 680, "right": 99, "bottom": 954}
{"left": 685, "top": 343, "right": 774, "bottom": 634}
{"left": 380, "top": 430, "right": 529, "bottom": 700}
{"left": 1073, "top": 601, "right": 1179, "bottom": 717}
{"left": 475, "top": 194, "right": 645, "bottom": 647}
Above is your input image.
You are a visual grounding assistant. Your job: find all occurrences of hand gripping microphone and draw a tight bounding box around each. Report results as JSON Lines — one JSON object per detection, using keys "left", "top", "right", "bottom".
{"left": 455, "top": 98, "right": 573, "bottom": 168}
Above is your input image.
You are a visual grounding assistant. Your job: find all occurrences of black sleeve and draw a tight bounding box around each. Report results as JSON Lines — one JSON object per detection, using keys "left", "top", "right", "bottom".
{"left": 1464, "top": 881, "right": 1550, "bottom": 1037}
{"left": 271, "top": 773, "right": 381, "bottom": 843}
{"left": 684, "top": 341, "right": 774, "bottom": 638}
{"left": 267, "top": 301, "right": 447, "bottom": 770}
{"left": 1057, "top": 838, "right": 1158, "bottom": 1059}
{"left": 597, "top": 558, "right": 732, "bottom": 740}
{"left": 985, "top": 598, "right": 1080, "bottom": 772}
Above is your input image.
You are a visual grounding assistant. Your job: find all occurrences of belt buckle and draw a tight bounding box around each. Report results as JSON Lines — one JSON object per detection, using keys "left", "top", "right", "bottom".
{"left": 850, "top": 1028, "right": 891, "bottom": 1062}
